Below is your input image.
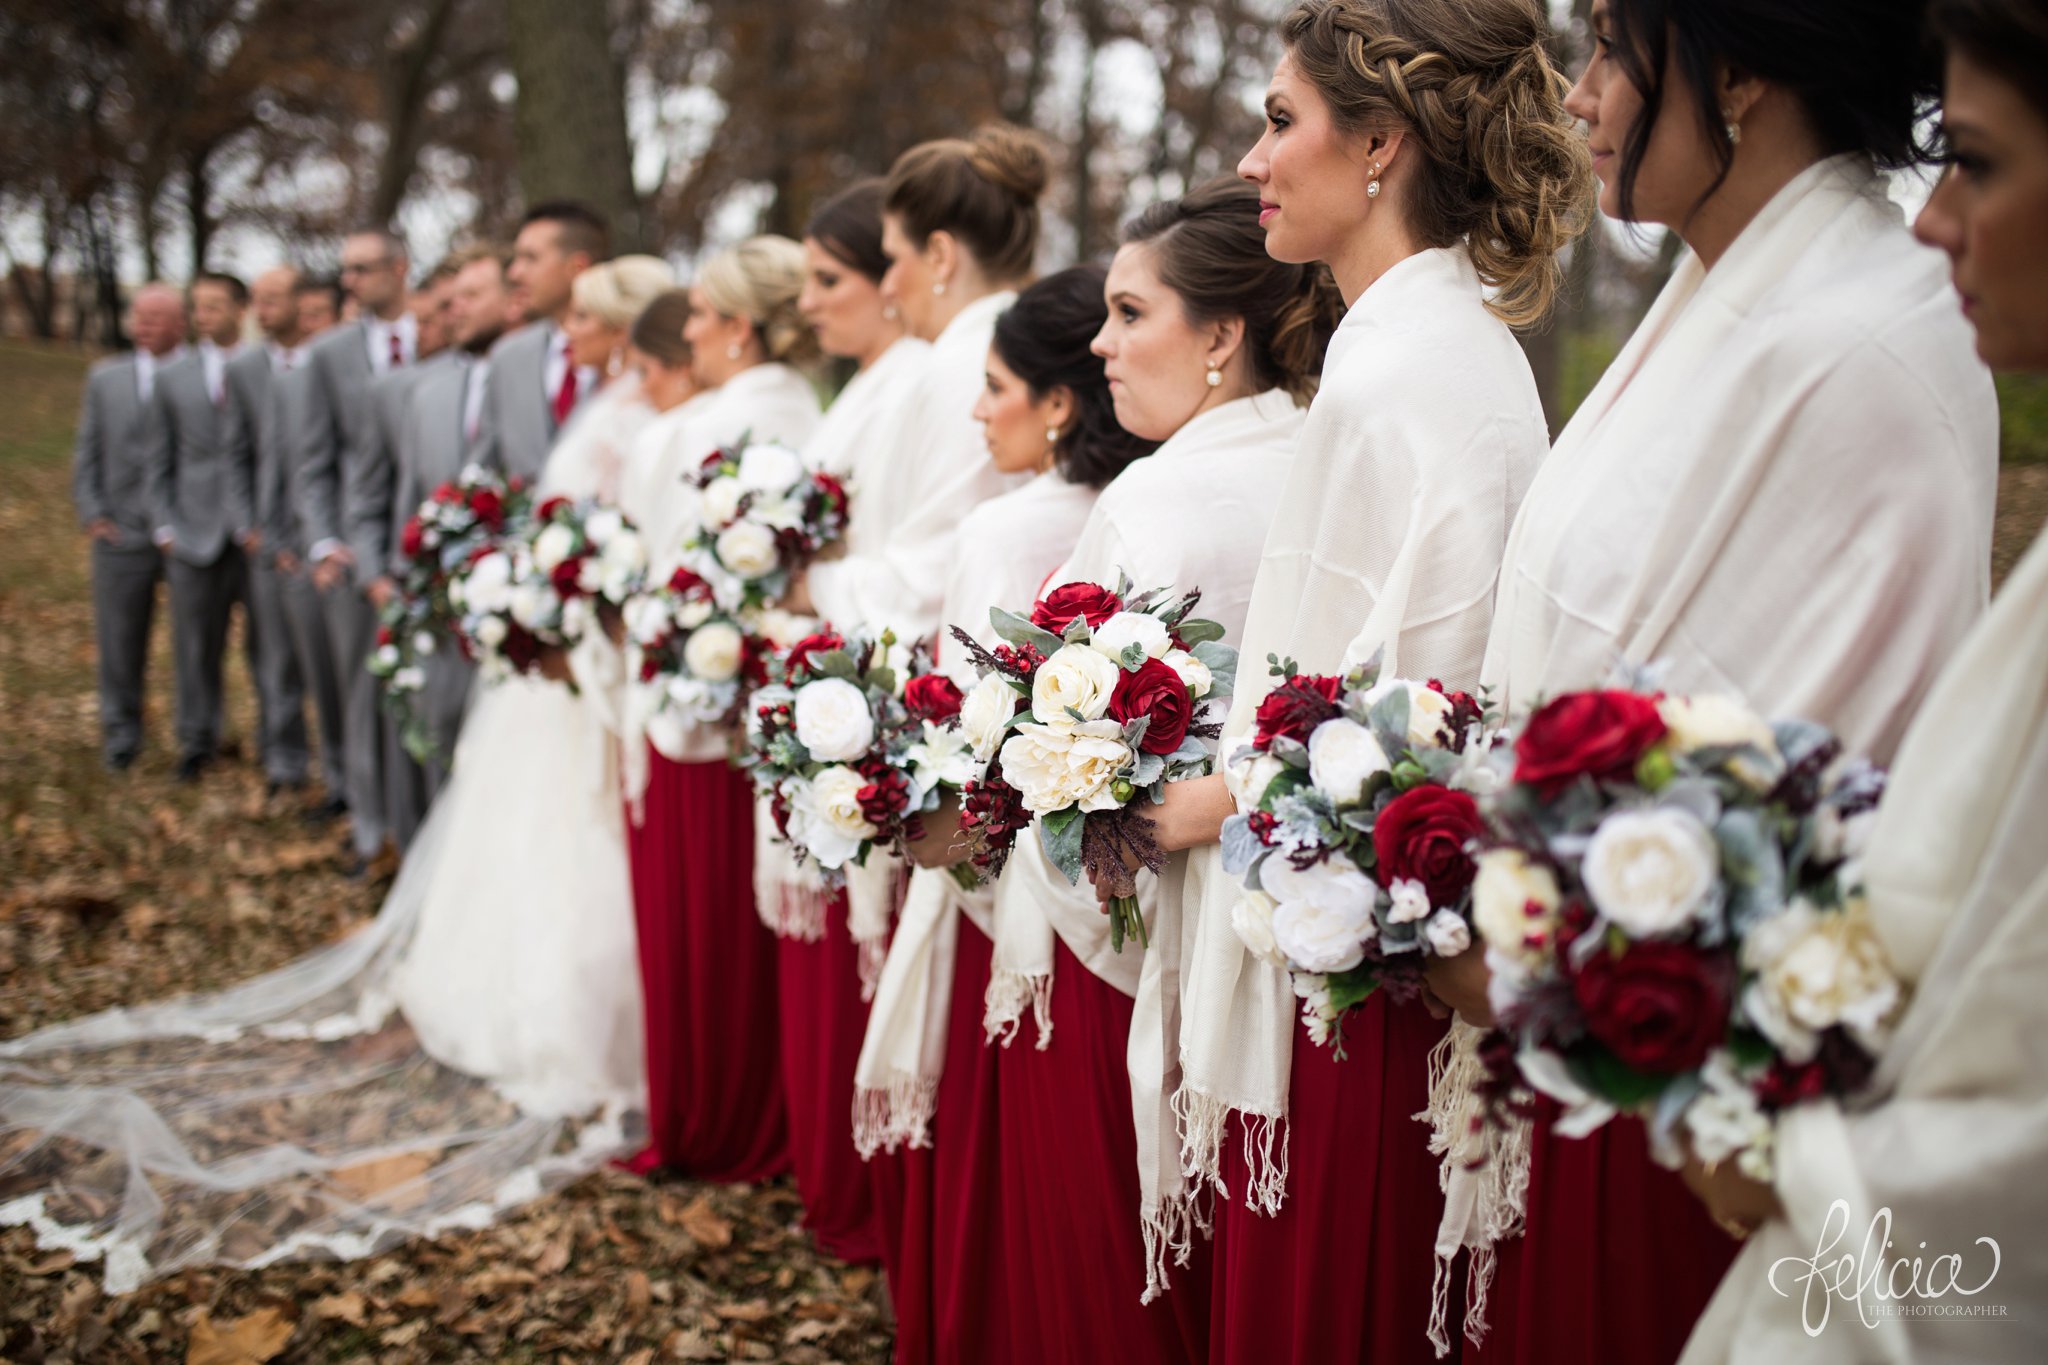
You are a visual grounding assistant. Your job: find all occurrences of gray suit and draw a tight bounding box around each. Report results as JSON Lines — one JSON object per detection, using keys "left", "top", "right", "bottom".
{"left": 294, "top": 321, "right": 392, "bottom": 855}
{"left": 470, "top": 323, "right": 572, "bottom": 483}
{"left": 72, "top": 354, "right": 167, "bottom": 762}
{"left": 226, "top": 345, "right": 344, "bottom": 790}
{"left": 147, "top": 350, "right": 255, "bottom": 762}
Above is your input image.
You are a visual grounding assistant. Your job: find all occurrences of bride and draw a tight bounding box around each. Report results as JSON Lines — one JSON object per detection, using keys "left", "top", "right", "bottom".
{"left": 0, "top": 256, "right": 678, "bottom": 1292}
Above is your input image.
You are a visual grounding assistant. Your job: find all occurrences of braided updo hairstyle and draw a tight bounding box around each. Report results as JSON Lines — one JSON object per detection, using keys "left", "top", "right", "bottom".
{"left": 1281, "top": 0, "right": 1593, "bottom": 327}
{"left": 696, "top": 234, "right": 823, "bottom": 368}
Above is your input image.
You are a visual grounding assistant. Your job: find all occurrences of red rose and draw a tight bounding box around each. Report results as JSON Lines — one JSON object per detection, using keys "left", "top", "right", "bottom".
{"left": 1252, "top": 673, "right": 1344, "bottom": 749}
{"left": 375, "top": 623, "right": 394, "bottom": 648}
{"left": 783, "top": 631, "right": 845, "bottom": 680}
{"left": 535, "top": 495, "right": 572, "bottom": 521}
{"left": 1756, "top": 1058, "right": 1829, "bottom": 1110}
{"left": 1031, "top": 582, "right": 1123, "bottom": 634}
{"left": 431, "top": 481, "right": 458, "bottom": 504}
{"left": 549, "top": 557, "right": 586, "bottom": 597}
{"left": 1572, "top": 942, "right": 1731, "bottom": 1076}
{"left": 668, "top": 566, "right": 710, "bottom": 598}
{"left": 1106, "top": 657, "right": 1193, "bottom": 756}
{"left": 400, "top": 517, "right": 425, "bottom": 559}
{"left": 811, "top": 471, "right": 848, "bottom": 510}
{"left": 1372, "top": 785, "right": 1483, "bottom": 907}
{"left": 468, "top": 487, "right": 504, "bottom": 527}
{"left": 904, "top": 674, "right": 965, "bottom": 723}
{"left": 1514, "top": 690, "right": 1668, "bottom": 797}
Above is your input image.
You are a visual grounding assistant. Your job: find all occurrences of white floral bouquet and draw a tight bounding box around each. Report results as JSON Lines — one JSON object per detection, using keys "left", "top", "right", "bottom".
{"left": 1221, "top": 655, "right": 1496, "bottom": 1052}
{"left": 682, "top": 435, "right": 850, "bottom": 612}
{"left": 1471, "top": 683, "right": 1901, "bottom": 1183}
{"left": 949, "top": 575, "right": 1236, "bottom": 952}
{"left": 447, "top": 494, "right": 647, "bottom": 683}
{"left": 619, "top": 562, "right": 761, "bottom": 757}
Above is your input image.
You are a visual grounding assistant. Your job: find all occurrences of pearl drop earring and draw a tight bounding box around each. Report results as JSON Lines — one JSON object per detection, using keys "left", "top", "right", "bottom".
{"left": 1366, "top": 160, "right": 1383, "bottom": 199}
{"left": 1723, "top": 110, "right": 1742, "bottom": 146}
{"left": 1205, "top": 363, "right": 1223, "bottom": 389}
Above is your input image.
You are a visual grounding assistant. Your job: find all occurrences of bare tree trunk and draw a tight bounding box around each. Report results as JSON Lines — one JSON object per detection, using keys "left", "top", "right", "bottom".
{"left": 503, "top": 0, "right": 642, "bottom": 249}
{"left": 1071, "top": 0, "right": 1106, "bottom": 260}
{"left": 186, "top": 143, "right": 217, "bottom": 271}
{"left": 371, "top": 0, "right": 463, "bottom": 226}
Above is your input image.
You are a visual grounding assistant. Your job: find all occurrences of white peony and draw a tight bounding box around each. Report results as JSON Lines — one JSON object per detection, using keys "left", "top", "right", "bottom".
{"left": 1229, "top": 749, "right": 1288, "bottom": 806}
{"left": 1090, "top": 611, "right": 1171, "bottom": 663}
{"left": 473, "top": 614, "right": 509, "bottom": 649}
{"left": 1264, "top": 853, "right": 1377, "bottom": 974}
{"left": 392, "top": 665, "right": 425, "bottom": 692}
{"left": 1581, "top": 807, "right": 1720, "bottom": 937}
{"left": 675, "top": 598, "right": 715, "bottom": 630}
{"left": 1424, "top": 907, "right": 1472, "bottom": 957}
{"left": 1308, "top": 718, "right": 1389, "bottom": 804}
{"left": 532, "top": 522, "right": 579, "bottom": 573}
{"left": 1230, "top": 890, "right": 1289, "bottom": 968}
{"left": 1362, "top": 677, "right": 1457, "bottom": 750}
{"left": 1471, "top": 849, "right": 1564, "bottom": 967}
{"left": 754, "top": 607, "right": 815, "bottom": 649}
{"left": 747, "top": 493, "right": 805, "bottom": 532}
{"left": 374, "top": 644, "right": 401, "bottom": 670}
{"left": 585, "top": 507, "right": 625, "bottom": 545}
{"left": 1163, "top": 648, "right": 1213, "bottom": 699}
{"left": 682, "top": 619, "right": 745, "bottom": 683}
{"left": 793, "top": 676, "right": 877, "bottom": 761}
{"left": 462, "top": 552, "right": 514, "bottom": 613}
{"left": 959, "top": 672, "right": 1020, "bottom": 763}
{"left": 1387, "top": 877, "right": 1432, "bottom": 924}
{"left": 599, "top": 526, "right": 646, "bottom": 583}
{"left": 736, "top": 442, "right": 805, "bottom": 494}
{"left": 664, "top": 674, "right": 732, "bottom": 725}
{"left": 412, "top": 630, "right": 437, "bottom": 657}
{"left": 715, "top": 520, "right": 782, "bottom": 580}
{"left": 997, "top": 719, "right": 1131, "bottom": 814}
{"left": 508, "top": 580, "right": 552, "bottom": 630}
{"left": 1657, "top": 693, "right": 1778, "bottom": 758}
{"left": 1031, "top": 642, "right": 1121, "bottom": 723}
{"left": 787, "top": 766, "right": 878, "bottom": 868}
{"left": 1741, "top": 897, "right": 1900, "bottom": 1061}
{"left": 700, "top": 476, "right": 747, "bottom": 528}
{"left": 623, "top": 593, "right": 672, "bottom": 645}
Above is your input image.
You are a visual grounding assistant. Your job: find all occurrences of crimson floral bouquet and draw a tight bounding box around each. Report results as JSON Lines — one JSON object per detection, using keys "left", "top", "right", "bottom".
{"left": 1220, "top": 655, "right": 1494, "bottom": 1053}
{"left": 447, "top": 494, "right": 648, "bottom": 683}
{"left": 1472, "top": 683, "right": 1902, "bottom": 1183}
{"left": 372, "top": 465, "right": 530, "bottom": 757}
{"left": 949, "top": 574, "right": 1237, "bottom": 952}
{"left": 682, "top": 436, "right": 849, "bottom": 612}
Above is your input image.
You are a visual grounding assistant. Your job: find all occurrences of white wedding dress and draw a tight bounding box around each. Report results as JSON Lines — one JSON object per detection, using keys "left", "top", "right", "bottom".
{"left": 0, "top": 378, "right": 651, "bottom": 1293}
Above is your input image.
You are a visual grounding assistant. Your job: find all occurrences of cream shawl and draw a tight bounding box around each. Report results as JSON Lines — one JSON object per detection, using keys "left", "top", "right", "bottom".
{"left": 1435, "top": 157, "right": 2001, "bottom": 1352}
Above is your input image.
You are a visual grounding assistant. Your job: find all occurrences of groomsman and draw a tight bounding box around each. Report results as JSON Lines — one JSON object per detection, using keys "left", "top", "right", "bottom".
{"left": 145, "top": 272, "right": 255, "bottom": 782}
{"left": 472, "top": 201, "right": 609, "bottom": 480}
{"left": 72, "top": 284, "right": 187, "bottom": 770}
{"left": 296, "top": 228, "right": 417, "bottom": 873}
{"left": 293, "top": 276, "right": 342, "bottom": 337}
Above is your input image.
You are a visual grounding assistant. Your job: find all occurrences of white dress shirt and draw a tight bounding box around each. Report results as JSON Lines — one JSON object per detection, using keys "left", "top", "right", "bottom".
{"left": 542, "top": 327, "right": 598, "bottom": 420}
{"left": 364, "top": 311, "right": 419, "bottom": 376}
{"left": 197, "top": 339, "right": 240, "bottom": 406}
{"left": 135, "top": 344, "right": 189, "bottom": 403}
{"left": 462, "top": 357, "right": 491, "bottom": 444}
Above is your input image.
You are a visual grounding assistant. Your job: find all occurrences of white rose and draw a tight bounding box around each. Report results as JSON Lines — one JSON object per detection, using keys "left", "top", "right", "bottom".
{"left": 462, "top": 552, "right": 514, "bottom": 613}
{"left": 392, "top": 665, "right": 425, "bottom": 692}
{"left": 664, "top": 674, "right": 730, "bottom": 725}
{"left": 1228, "top": 748, "right": 1288, "bottom": 806}
{"left": 1307, "top": 718, "right": 1389, "bottom": 805}
{"left": 412, "top": 630, "right": 437, "bottom": 657}
{"left": 1581, "top": 807, "right": 1719, "bottom": 937}
{"left": 1031, "top": 642, "right": 1122, "bottom": 723}
{"left": 532, "top": 521, "right": 579, "bottom": 573}
{"left": 1089, "top": 611, "right": 1170, "bottom": 662}
{"left": 1230, "top": 890, "right": 1288, "bottom": 968}
{"left": 576, "top": 557, "right": 602, "bottom": 595}
{"left": 675, "top": 598, "right": 715, "bottom": 630}
{"left": 473, "top": 614, "right": 509, "bottom": 649}
{"left": 508, "top": 580, "right": 552, "bottom": 631}
{"left": 1742, "top": 897, "right": 1900, "bottom": 1061}
{"left": 600, "top": 527, "right": 646, "bottom": 580}
{"left": 997, "top": 719, "right": 1131, "bottom": 814}
{"left": 1362, "top": 678, "right": 1457, "bottom": 750}
{"left": 753, "top": 608, "right": 815, "bottom": 648}
{"left": 793, "top": 676, "right": 878, "bottom": 761}
{"left": 682, "top": 619, "right": 745, "bottom": 683}
{"left": 1266, "top": 852, "right": 1376, "bottom": 975}
{"left": 623, "top": 593, "right": 672, "bottom": 645}
{"left": 959, "top": 672, "right": 1019, "bottom": 763}
{"left": 585, "top": 507, "right": 625, "bottom": 545}
{"left": 715, "top": 520, "right": 782, "bottom": 580}
{"left": 1658, "top": 694, "right": 1777, "bottom": 758}
{"left": 737, "top": 442, "right": 805, "bottom": 493}
{"left": 375, "top": 644, "right": 401, "bottom": 670}
{"left": 787, "top": 766, "right": 877, "bottom": 868}
{"left": 1163, "top": 648, "right": 1212, "bottom": 699}
{"left": 700, "top": 476, "right": 746, "bottom": 528}
{"left": 1424, "top": 907, "right": 1472, "bottom": 957}
{"left": 1471, "top": 849, "right": 1563, "bottom": 967}
{"left": 748, "top": 493, "right": 805, "bottom": 532}
{"left": 1387, "top": 877, "right": 1432, "bottom": 925}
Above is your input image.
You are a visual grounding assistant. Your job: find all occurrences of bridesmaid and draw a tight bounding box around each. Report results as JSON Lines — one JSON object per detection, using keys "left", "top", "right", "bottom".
{"left": 995, "top": 176, "right": 1340, "bottom": 1365}
{"left": 1683, "top": 5, "right": 2048, "bottom": 1356}
{"left": 861, "top": 266, "right": 1154, "bottom": 1364}
{"left": 1419, "top": 1, "right": 2001, "bottom": 1361}
{"left": 1126, "top": 2, "right": 1592, "bottom": 1360}
{"left": 765, "top": 179, "right": 926, "bottom": 1266}
{"left": 615, "top": 241, "right": 823, "bottom": 1180}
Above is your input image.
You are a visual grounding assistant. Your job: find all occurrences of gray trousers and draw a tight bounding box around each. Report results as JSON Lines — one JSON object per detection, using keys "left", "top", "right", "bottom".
{"left": 388, "top": 650, "right": 475, "bottom": 851}
{"left": 319, "top": 578, "right": 387, "bottom": 857}
{"left": 89, "top": 539, "right": 163, "bottom": 761}
{"left": 280, "top": 563, "right": 347, "bottom": 794}
{"left": 246, "top": 554, "right": 311, "bottom": 785}
{"left": 166, "top": 545, "right": 251, "bottom": 762}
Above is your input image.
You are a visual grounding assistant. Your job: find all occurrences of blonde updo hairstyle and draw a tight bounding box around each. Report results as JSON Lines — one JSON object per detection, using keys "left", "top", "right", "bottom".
{"left": 570, "top": 254, "right": 677, "bottom": 328}
{"left": 884, "top": 122, "right": 1050, "bottom": 282}
{"left": 696, "top": 234, "right": 823, "bottom": 367}
{"left": 1282, "top": 0, "right": 1593, "bottom": 327}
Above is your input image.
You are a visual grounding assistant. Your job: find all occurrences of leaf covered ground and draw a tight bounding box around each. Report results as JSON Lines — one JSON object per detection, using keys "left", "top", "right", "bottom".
{"left": 0, "top": 339, "right": 892, "bottom": 1363}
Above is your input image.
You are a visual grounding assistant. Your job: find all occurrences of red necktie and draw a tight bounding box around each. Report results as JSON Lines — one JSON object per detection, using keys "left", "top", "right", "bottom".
{"left": 389, "top": 330, "right": 404, "bottom": 369}
{"left": 552, "top": 363, "right": 578, "bottom": 427}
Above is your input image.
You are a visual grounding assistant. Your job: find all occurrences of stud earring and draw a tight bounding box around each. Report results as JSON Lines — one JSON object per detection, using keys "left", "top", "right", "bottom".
{"left": 883, "top": 304, "right": 899, "bottom": 321}
{"left": 1046, "top": 425, "right": 1062, "bottom": 446}
{"left": 932, "top": 280, "right": 947, "bottom": 297}
{"left": 726, "top": 343, "right": 742, "bottom": 360}
{"left": 1205, "top": 363, "right": 1223, "bottom": 389}
{"left": 1366, "top": 160, "right": 1383, "bottom": 199}
{"left": 1723, "top": 110, "right": 1742, "bottom": 146}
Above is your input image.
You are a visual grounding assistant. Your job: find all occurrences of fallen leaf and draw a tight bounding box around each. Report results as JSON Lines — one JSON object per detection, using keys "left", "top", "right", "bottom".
{"left": 713, "top": 1299, "right": 772, "bottom": 1323}
{"left": 380, "top": 1319, "right": 427, "bottom": 1347}
{"left": 623, "top": 1269, "right": 652, "bottom": 1316}
{"left": 329, "top": 1151, "right": 433, "bottom": 1210}
{"left": 184, "top": 1306, "right": 294, "bottom": 1365}
{"left": 620, "top": 1350, "right": 655, "bottom": 1365}
{"left": 24, "top": 1249, "right": 75, "bottom": 1275}
{"left": 677, "top": 1195, "right": 732, "bottom": 1250}
{"left": 785, "top": 1320, "right": 834, "bottom": 1345}
{"left": 308, "top": 1291, "right": 367, "bottom": 1326}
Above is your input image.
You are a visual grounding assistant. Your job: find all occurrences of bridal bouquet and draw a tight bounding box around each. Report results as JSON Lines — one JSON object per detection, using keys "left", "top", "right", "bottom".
{"left": 620, "top": 564, "right": 759, "bottom": 755}
{"left": 949, "top": 576, "right": 1237, "bottom": 952}
{"left": 1473, "top": 685, "right": 1901, "bottom": 1182}
{"left": 1220, "top": 656, "right": 1494, "bottom": 1051}
{"left": 683, "top": 436, "right": 849, "bottom": 610}
{"left": 744, "top": 629, "right": 943, "bottom": 880}
{"left": 448, "top": 495, "right": 648, "bottom": 682}
{"left": 373, "top": 466, "right": 530, "bottom": 754}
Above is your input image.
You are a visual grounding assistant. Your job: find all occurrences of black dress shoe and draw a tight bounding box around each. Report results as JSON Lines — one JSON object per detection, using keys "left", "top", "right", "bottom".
{"left": 106, "top": 750, "right": 137, "bottom": 773}
{"left": 302, "top": 795, "right": 349, "bottom": 824}
{"left": 176, "top": 754, "right": 211, "bottom": 784}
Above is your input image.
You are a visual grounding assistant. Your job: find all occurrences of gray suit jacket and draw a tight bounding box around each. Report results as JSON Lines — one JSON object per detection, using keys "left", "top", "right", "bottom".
{"left": 71, "top": 356, "right": 159, "bottom": 550}
{"left": 391, "top": 355, "right": 479, "bottom": 579}
{"left": 345, "top": 363, "right": 438, "bottom": 574}
{"left": 225, "top": 347, "right": 307, "bottom": 562}
{"left": 294, "top": 320, "right": 379, "bottom": 562}
{"left": 470, "top": 323, "right": 557, "bottom": 484}
{"left": 146, "top": 353, "right": 250, "bottom": 566}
